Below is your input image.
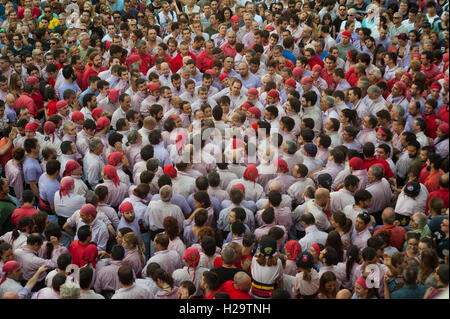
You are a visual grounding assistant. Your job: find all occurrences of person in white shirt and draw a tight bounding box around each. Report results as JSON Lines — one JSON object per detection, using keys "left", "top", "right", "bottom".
{"left": 298, "top": 212, "right": 328, "bottom": 252}
{"left": 330, "top": 175, "right": 359, "bottom": 214}
{"left": 112, "top": 266, "right": 154, "bottom": 299}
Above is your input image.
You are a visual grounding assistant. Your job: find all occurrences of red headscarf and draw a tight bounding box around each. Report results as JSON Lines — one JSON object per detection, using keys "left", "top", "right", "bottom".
{"left": 184, "top": 247, "right": 200, "bottom": 281}
{"left": 275, "top": 158, "right": 289, "bottom": 174}
{"left": 71, "top": 111, "right": 84, "bottom": 122}
{"left": 248, "top": 107, "right": 261, "bottom": 119}
{"left": 164, "top": 164, "right": 178, "bottom": 179}
{"left": 119, "top": 201, "right": 134, "bottom": 213}
{"left": 44, "top": 121, "right": 56, "bottom": 142}
{"left": 91, "top": 108, "right": 104, "bottom": 120}
{"left": 232, "top": 183, "right": 245, "bottom": 194}
{"left": 0, "top": 261, "right": 21, "bottom": 285}
{"left": 108, "top": 152, "right": 123, "bottom": 167}
{"left": 59, "top": 176, "right": 74, "bottom": 197}
{"left": 80, "top": 204, "right": 97, "bottom": 218}
{"left": 63, "top": 161, "right": 81, "bottom": 177}
{"left": 96, "top": 117, "right": 111, "bottom": 131}
{"left": 103, "top": 165, "right": 120, "bottom": 186}
{"left": 356, "top": 276, "right": 368, "bottom": 289}
{"left": 175, "top": 131, "right": 187, "bottom": 152}
{"left": 243, "top": 164, "right": 259, "bottom": 182}
{"left": 349, "top": 157, "right": 365, "bottom": 171}
{"left": 311, "top": 243, "right": 321, "bottom": 257}
{"left": 25, "top": 122, "right": 40, "bottom": 132}
{"left": 285, "top": 241, "right": 302, "bottom": 261}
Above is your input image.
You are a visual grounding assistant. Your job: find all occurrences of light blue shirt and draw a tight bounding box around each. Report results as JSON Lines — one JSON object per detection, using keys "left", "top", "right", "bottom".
{"left": 58, "top": 80, "right": 80, "bottom": 100}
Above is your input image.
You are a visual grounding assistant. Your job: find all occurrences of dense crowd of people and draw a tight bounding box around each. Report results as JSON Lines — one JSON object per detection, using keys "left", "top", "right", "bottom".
{"left": 0, "top": 0, "right": 448, "bottom": 300}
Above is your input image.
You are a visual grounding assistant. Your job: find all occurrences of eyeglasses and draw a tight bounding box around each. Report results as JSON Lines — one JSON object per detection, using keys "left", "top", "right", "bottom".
{"left": 137, "top": 15, "right": 144, "bottom": 18}
{"left": 44, "top": 10, "right": 51, "bottom": 13}
{"left": 348, "top": 14, "right": 354, "bottom": 17}
{"left": 68, "top": 41, "right": 75, "bottom": 44}
{"left": 50, "top": 42, "right": 56, "bottom": 45}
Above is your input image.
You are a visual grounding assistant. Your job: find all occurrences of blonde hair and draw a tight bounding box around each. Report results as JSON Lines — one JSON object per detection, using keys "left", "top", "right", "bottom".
{"left": 123, "top": 232, "right": 145, "bottom": 266}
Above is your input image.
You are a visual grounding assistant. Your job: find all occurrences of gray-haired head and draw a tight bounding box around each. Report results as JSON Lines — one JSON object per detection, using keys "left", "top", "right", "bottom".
{"left": 367, "top": 85, "right": 381, "bottom": 95}
{"left": 160, "top": 185, "right": 172, "bottom": 201}
{"left": 88, "top": 137, "right": 103, "bottom": 152}
{"left": 127, "top": 130, "right": 140, "bottom": 144}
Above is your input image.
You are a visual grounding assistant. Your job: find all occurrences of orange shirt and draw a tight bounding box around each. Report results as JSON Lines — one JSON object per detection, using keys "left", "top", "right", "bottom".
{"left": 424, "top": 169, "right": 444, "bottom": 193}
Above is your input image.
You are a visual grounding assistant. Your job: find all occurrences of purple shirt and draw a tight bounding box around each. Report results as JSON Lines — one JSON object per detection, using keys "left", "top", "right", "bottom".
{"left": 14, "top": 247, "right": 58, "bottom": 281}
{"left": 142, "top": 250, "right": 182, "bottom": 277}
{"left": 32, "top": 287, "right": 60, "bottom": 299}
{"left": 38, "top": 175, "right": 60, "bottom": 205}
{"left": 93, "top": 260, "right": 122, "bottom": 292}
{"left": 96, "top": 180, "right": 129, "bottom": 208}
{"left": 112, "top": 283, "right": 154, "bottom": 299}
{"left": 23, "top": 156, "right": 43, "bottom": 185}
{"left": 153, "top": 141, "right": 172, "bottom": 168}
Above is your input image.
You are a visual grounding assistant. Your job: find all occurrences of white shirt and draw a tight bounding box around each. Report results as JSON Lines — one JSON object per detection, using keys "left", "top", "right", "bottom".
{"left": 54, "top": 191, "right": 86, "bottom": 219}
{"left": 299, "top": 225, "right": 328, "bottom": 252}
{"left": 144, "top": 200, "right": 185, "bottom": 231}
{"left": 330, "top": 189, "right": 355, "bottom": 214}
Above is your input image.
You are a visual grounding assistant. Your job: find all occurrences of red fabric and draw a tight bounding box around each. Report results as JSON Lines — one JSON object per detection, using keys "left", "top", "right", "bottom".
{"left": 11, "top": 205, "right": 39, "bottom": 228}
{"left": 196, "top": 50, "right": 215, "bottom": 73}
{"left": 345, "top": 68, "right": 359, "bottom": 87}
{"left": 425, "top": 188, "right": 450, "bottom": 215}
{"left": 373, "top": 225, "right": 406, "bottom": 251}
{"left": 363, "top": 158, "right": 394, "bottom": 179}
{"left": 63, "top": 161, "right": 81, "bottom": 177}
{"left": 421, "top": 63, "right": 441, "bottom": 81}
{"left": 218, "top": 280, "right": 253, "bottom": 299}
{"left": 423, "top": 113, "right": 438, "bottom": 139}
{"left": 17, "top": 6, "right": 41, "bottom": 19}
{"left": 419, "top": 164, "right": 430, "bottom": 185}
{"left": 438, "top": 105, "right": 449, "bottom": 124}
{"left": 82, "top": 66, "right": 105, "bottom": 91}
{"left": 68, "top": 240, "right": 90, "bottom": 267}
{"left": 139, "top": 52, "right": 152, "bottom": 75}
{"left": 103, "top": 165, "right": 120, "bottom": 186}
{"left": 321, "top": 68, "right": 336, "bottom": 88}
{"left": 14, "top": 92, "right": 38, "bottom": 117}
{"left": 424, "top": 169, "right": 445, "bottom": 193}
{"left": 220, "top": 42, "right": 239, "bottom": 58}
{"left": 213, "top": 256, "right": 242, "bottom": 268}
{"left": 170, "top": 52, "right": 196, "bottom": 73}
{"left": 47, "top": 100, "right": 57, "bottom": 116}
{"left": 75, "top": 68, "right": 84, "bottom": 89}
{"left": 48, "top": 77, "right": 56, "bottom": 88}
{"left": 0, "top": 138, "right": 13, "bottom": 170}
{"left": 119, "top": 201, "right": 134, "bottom": 213}
{"left": 31, "top": 90, "right": 44, "bottom": 111}
{"left": 204, "top": 290, "right": 217, "bottom": 299}
{"left": 307, "top": 55, "right": 324, "bottom": 70}
{"left": 82, "top": 244, "right": 98, "bottom": 268}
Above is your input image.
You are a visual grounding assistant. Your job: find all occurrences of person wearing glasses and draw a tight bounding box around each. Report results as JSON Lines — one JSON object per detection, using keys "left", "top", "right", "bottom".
{"left": 37, "top": 4, "right": 60, "bottom": 30}
{"left": 7, "top": 33, "right": 32, "bottom": 57}
{"left": 339, "top": 8, "right": 361, "bottom": 32}
{"left": 388, "top": 13, "right": 408, "bottom": 41}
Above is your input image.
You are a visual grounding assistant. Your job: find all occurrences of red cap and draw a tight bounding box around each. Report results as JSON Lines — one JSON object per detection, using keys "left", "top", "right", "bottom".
{"left": 266, "top": 25, "right": 275, "bottom": 32}
{"left": 394, "top": 81, "right": 407, "bottom": 94}
{"left": 147, "top": 82, "right": 160, "bottom": 91}
{"left": 248, "top": 107, "right": 261, "bottom": 119}
{"left": 285, "top": 78, "right": 296, "bottom": 88}
{"left": 164, "top": 164, "right": 177, "bottom": 179}
{"left": 108, "top": 89, "right": 120, "bottom": 103}
{"left": 293, "top": 67, "right": 304, "bottom": 77}
{"left": 232, "top": 183, "right": 245, "bottom": 193}
{"left": 412, "top": 53, "right": 421, "bottom": 59}
{"left": 205, "top": 69, "right": 215, "bottom": 76}
{"left": 108, "top": 152, "right": 123, "bottom": 166}
{"left": 275, "top": 158, "right": 289, "bottom": 173}
{"left": 240, "top": 102, "right": 252, "bottom": 110}
{"left": 438, "top": 123, "right": 449, "bottom": 135}
{"left": 119, "top": 201, "right": 134, "bottom": 213}
{"left": 301, "top": 76, "right": 313, "bottom": 84}
{"left": 230, "top": 15, "right": 240, "bottom": 23}
{"left": 55, "top": 100, "right": 68, "bottom": 110}
{"left": 80, "top": 203, "right": 97, "bottom": 218}
{"left": 402, "top": 72, "right": 413, "bottom": 82}
{"left": 219, "top": 73, "right": 229, "bottom": 81}
{"left": 71, "top": 111, "right": 84, "bottom": 121}
{"left": 96, "top": 117, "right": 110, "bottom": 131}
{"left": 25, "top": 122, "right": 40, "bottom": 132}
{"left": 91, "top": 108, "right": 104, "bottom": 119}
{"left": 247, "top": 88, "right": 259, "bottom": 96}
{"left": 312, "top": 64, "right": 322, "bottom": 72}
{"left": 430, "top": 82, "right": 442, "bottom": 90}
{"left": 25, "top": 76, "right": 38, "bottom": 84}
{"left": 342, "top": 30, "right": 352, "bottom": 39}
{"left": 44, "top": 121, "right": 56, "bottom": 134}
{"left": 267, "top": 89, "right": 280, "bottom": 100}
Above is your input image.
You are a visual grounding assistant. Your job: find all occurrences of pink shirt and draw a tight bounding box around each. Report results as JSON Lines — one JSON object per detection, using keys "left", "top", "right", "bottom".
{"left": 93, "top": 260, "right": 122, "bottom": 292}
{"left": 112, "top": 283, "right": 154, "bottom": 299}
{"left": 37, "top": 242, "right": 69, "bottom": 261}
{"left": 142, "top": 250, "right": 183, "bottom": 278}
{"left": 32, "top": 287, "right": 60, "bottom": 299}
{"left": 351, "top": 226, "right": 372, "bottom": 251}
{"left": 126, "top": 143, "right": 142, "bottom": 168}
{"left": 14, "top": 247, "right": 58, "bottom": 281}
{"left": 5, "top": 160, "right": 24, "bottom": 205}
{"left": 366, "top": 178, "right": 393, "bottom": 214}
{"left": 96, "top": 180, "right": 129, "bottom": 208}
{"left": 264, "top": 174, "right": 297, "bottom": 194}
{"left": 122, "top": 249, "right": 144, "bottom": 278}
{"left": 168, "top": 236, "right": 186, "bottom": 260}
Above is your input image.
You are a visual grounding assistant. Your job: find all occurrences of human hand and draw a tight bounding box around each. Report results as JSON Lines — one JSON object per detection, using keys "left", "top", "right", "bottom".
{"left": 37, "top": 265, "right": 48, "bottom": 274}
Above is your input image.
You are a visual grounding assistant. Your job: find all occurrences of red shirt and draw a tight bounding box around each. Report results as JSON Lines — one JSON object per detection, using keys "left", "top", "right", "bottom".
{"left": 423, "top": 113, "right": 438, "bottom": 139}
{"left": 47, "top": 100, "right": 58, "bottom": 117}
{"left": 196, "top": 50, "right": 215, "bottom": 73}
{"left": 363, "top": 157, "right": 394, "bottom": 179}
{"left": 220, "top": 42, "right": 239, "bottom": 58}
{"left": 345, "top": 67, "right": 359, "bottom": 87}
{"left": 373, "top": 225, "right": 406, "bottom": 251}
{"left": 425, "top": 188, "right": 449, "bottom": 215}
{"left": 139, "top": 52, "right": 152, "bottom": 75}
{"left": 0, "top": 138, "right": 13, "bottom": 170}
{"left": 438, "top": 105, "right": 449, "bottom": 123}
{"left": 203, "top": 290, "right": 217, "bottom": 299}
{"left": 424, "top": 169, "right": 445, "bottom": 193}
{"left": 218, "top": 280, "right": 253, "bottom": 299}
{"left": 307, "top": 55, "right": 324, "bottom": 69}
{"left": 48, "top": 77, "right": 56, "bottom": 88}
{"left": 75, "top": 68, "right": 84, "bottom": 89}
{"left": 68, "top": 240, "right": 90, "bottom": 267}
{"left": 14, "top": 92, "right": 38, "bottom": 117}
{"left": 421, "top": 63, "right": 440, "bottom": 81}
{"left": 170, "top": 52, "right": 197, "bottom": 73}
{"left": 31, "top": 90, "right": 44, "bottom": 111}
{"left": 419, "top": 164, "right": 430, "bottom": 185}
{"left": 321, "top": 68, "right": 336, "bottom": 88}
{"left": 11, "top": 204, "right": 39, "bottom": 228}
{"left": 81, "top": 66, "right": 105, "bottom": 91}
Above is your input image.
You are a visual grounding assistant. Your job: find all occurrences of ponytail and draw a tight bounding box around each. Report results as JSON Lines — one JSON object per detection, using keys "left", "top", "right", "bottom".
{"left": 346, "top": 245, "right": 359, "bottom": 281}
{"left": 11, "top": 229, "right": 20, "bottom": 242}
{"left": 303, "top": 268, "right": 312, "bottom": 282}
{"left": 343, "top": 217, "right": 352, "bottom": 234}
{"left": 46, "top": 242, "right": 54, "bottom": 260}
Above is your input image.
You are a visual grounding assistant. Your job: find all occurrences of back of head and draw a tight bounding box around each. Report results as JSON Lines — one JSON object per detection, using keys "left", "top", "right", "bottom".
{"left": 221, "top": 245, "right": 237, "bottom": 265}
{"left": 403, "top": 264, "right": 419, "bottom": 286}
{"left": 118, "top": 266, "right": 135, "bottom": 286}
{"left": 111, "top": 244, "right": 125, "bottom": 261}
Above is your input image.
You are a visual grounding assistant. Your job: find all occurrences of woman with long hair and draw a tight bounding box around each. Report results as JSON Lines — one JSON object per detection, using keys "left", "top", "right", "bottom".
{"left": 331, "top": 211, "right": 352, "bottom": 248}
{"left": 292, "top": 252, "right": 320, "bottom": 299}
{"left": 122, "top": 231, "right": 145, "bottom": 278}
{"left": 250, "top": 236, "right": 283, "bottom": 299}
{"left": 418, "top": 248, "right": 439, "bottom": 287}
{"left": 344, "top": 49, "right": 358, "bottom": 74}
{"left": 219, "top": 6, "right": 233, "bottom": 25}
{"left": 337, "top": 245, "right": 361, "bottom": 289}
{"left": 373, "top": 44, "right": 386, "bottom": 68}
{"left": 38, "top": 222, "right": 69, "bottom": 260}
{"left": 339, "top": 109, "right": 358, "bottom": 135}
{"left": 318, "top": 271, "right": 337, "bottom": 299}
{"left": 8, "top": 73, "right": 22, "bottom": 99}
{"left": 154, "top": 268, "right": 179, "bottom": 299}
{"left": 325, "top": 230, "right": 345, "bottom": 263}
{"left": 320, "top": 13, "right": 335, "bottom": 38}
{"left": 163, "top": 216, "right": 186, "bottom": 260}
{"left": 0, "top": 216, "right": 33, "bottom": 252}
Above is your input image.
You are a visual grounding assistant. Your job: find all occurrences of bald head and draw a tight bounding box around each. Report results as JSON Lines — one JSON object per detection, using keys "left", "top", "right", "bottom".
{"left": 381, "top": 207, "right": 395, "bottom": 225}
{"left": 269, "top": 180, "right": 282, "bottom": 193}
{"left": 2, "top": 291, "right": 19, "bottom": 299}
{"left": 336, "top": 289, "right": 352, "bottom": 299}
{"left": 233, "top": 271, "right": 251, "bottom": 292}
